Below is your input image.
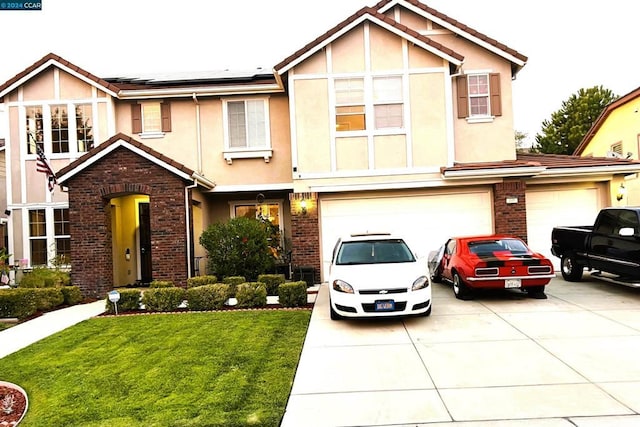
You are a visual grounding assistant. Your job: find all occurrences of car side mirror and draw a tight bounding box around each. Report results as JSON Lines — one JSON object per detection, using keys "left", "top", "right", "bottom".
{"left": 619, "top": 227, "right": 635, "bottom": 237}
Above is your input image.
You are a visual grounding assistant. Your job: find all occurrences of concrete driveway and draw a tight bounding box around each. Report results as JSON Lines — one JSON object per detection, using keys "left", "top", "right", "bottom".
{"left": 281, "top": 274, "right": 640, "bottom": 426}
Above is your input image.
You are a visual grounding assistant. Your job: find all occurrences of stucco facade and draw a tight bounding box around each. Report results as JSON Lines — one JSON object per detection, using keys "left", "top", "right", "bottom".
{"left": 1, "top": 0, "right": 639, "bottom": 294}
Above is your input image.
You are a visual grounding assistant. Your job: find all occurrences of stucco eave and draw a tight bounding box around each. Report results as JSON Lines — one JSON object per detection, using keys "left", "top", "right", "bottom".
{"left": 442, "top": 167, "right": 546, "bottom": 179}
{"left": 116, "top": 84, "right": 284, "bottom": 99}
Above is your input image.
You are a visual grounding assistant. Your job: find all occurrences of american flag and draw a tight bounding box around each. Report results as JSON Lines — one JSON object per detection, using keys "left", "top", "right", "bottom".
{"left": 36, "top": 145, "right": 57, "bottom": 193}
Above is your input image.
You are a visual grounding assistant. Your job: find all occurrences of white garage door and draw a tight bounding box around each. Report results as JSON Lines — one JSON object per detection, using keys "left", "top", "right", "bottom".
{"left": 526, "top": 187, "right": 600, "bottom": 270}
{"left": 319, "top": 191, "right": 493, "bottom": 281}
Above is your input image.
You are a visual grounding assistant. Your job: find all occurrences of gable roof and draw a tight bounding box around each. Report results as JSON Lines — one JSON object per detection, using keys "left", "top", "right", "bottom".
{"left": 275, "top": 6, "right": 465, "bottom": 75}
{"left": 573, "top": 86, "right": 640, "bottom": 155}
{"left": 0, "top": 53, "right": 122, "bottom": 99}
{"left": 56, "top": 133, "right": 215, "bottom": 190}
{"left": 375, "top": 0, "right": 527, "bottom": 75}
{"left": 442, "top": 153, "right": 640, "bottom": 179}
{"left": 276, "top": 0, "right": 527, "bottom": 76}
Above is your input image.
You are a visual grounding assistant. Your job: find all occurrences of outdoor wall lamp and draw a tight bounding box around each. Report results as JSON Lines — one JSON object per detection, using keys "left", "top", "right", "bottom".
{"left": 125, "top": 248, "right": 131, "bottom": 261}
{"left": 617, "top": 183, "right": 626, "bottom": 201}
{"left": 300, "top": 199, "right": 307, "bottom": 215}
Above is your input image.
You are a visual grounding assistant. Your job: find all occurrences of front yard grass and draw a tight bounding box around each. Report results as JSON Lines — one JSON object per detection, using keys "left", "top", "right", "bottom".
{"left": 0, "top": 310, "right": 311, "bottom": 426}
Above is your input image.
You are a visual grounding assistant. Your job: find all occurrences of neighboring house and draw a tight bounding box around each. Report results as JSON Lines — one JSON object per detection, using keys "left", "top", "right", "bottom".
{"left": 574, "top": 85, "right": 640, "bottom": 206}
{"left": 1, "top": 0, "right": 639, "bottom": 296}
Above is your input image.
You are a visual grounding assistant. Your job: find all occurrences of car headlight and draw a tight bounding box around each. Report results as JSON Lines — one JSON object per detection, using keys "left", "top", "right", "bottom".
{"left": 411, "top": 275, "right": 429, "bottom": 291}
{"left": 332, "top": 279, "right": 354, "bottom": 294}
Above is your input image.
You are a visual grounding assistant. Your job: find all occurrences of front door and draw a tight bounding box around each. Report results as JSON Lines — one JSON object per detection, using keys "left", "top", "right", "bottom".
{"left": 139, "top": 202, "right": 152, "bottom": 283}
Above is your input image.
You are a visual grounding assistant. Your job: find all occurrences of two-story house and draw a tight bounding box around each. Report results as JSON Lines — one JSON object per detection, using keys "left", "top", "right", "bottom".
{"left": 1, "top": 0, "right": 639, "bottom": 296}
{"left": 574, "top": 85, "right": 640, "bottom": 206}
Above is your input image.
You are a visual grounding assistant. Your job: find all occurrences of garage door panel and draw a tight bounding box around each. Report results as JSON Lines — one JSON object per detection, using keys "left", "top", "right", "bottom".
{"left": 320, "top": 192, "right": 493, "bottom": 280}
{"left": 526, "top": 187, "right": 600, "bottom": 270}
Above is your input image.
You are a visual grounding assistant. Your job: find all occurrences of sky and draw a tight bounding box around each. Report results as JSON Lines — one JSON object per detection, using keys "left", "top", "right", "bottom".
{"left": 1, "top": 0, "right": 639, "bottom": 147}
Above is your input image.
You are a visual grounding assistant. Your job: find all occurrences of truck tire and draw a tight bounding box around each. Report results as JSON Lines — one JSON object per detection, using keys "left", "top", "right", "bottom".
{"left": 561, "top": 254, "right": 583, "bottom": 282}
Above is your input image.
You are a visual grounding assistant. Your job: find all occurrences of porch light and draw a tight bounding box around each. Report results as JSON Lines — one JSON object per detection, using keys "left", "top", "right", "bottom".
{"left": 300, "top": 199, "right": 307, "bottom": 215}
{"left": 617, "top": 183, "right": 626, "bottom": 201}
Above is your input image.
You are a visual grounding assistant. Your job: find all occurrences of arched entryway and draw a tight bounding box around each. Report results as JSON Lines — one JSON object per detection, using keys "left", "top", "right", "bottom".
{"left": 110, "top": 194, "right": 151, "bottom": 286}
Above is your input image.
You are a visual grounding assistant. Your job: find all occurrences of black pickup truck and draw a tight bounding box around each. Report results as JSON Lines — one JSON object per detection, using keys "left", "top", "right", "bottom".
{"left": 551, "top": 207, "right": 640, "bottom": 287}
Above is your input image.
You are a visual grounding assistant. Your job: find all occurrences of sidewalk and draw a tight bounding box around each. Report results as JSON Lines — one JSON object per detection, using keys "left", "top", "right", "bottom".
{"left": 0, "top": 300, "right": 105, "bottom": 359}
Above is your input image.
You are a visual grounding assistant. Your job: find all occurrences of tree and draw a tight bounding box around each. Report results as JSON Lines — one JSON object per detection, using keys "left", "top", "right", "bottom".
{"left": 515, "top": 130, "right": 528, "bottom": 152}
{"left": 532, "top": 86, "right": 618, "bottom": 155}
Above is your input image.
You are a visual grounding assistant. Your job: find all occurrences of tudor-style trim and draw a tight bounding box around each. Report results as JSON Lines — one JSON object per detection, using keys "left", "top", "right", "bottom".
{"left": 375, "top": 0, "right": 527, "bottom": 75}
{"left": 275, "top": 7, "right": 464, "bottom": 75}
{"left": 0, "top": 53, "right": 121, "bottom": 99}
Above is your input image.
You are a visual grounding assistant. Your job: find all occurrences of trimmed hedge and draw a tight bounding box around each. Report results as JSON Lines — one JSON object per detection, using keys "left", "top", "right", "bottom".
{"left": 278, "top": 281, "right": 308, "bottom": 307}
{"left": 186, "top": 275, "right": 218, "bottom": 289}
{"left": 33, "top": 287, "right": 65, "bottom": 311}
{"left": 60, "top": 286, "right": 83, "bottom": 305}
{"left": 18, "top": 268, "right": 70, "bottom": 288}
{"left": 149, "top": 280, "right": 174, "bottom": 288}
{"left": 186, "top": 284, "right": 229, "bottom": 311}
{"left": 223, "top": 276, "right": 246, "bottom": 298}
{"left": 141, "top": 287, "right": 186, "bottom": 312}
{"left": 105, "top": 289, "right": 142, "bottom": 314}
{"left": 257, "top": 274, "right": 285, "bottom": 296}
{"left": 0, "top": 289, "right": 38, "bottom": 319}
{"left": 235, "top": 282, "right": 267, "bottom": 308}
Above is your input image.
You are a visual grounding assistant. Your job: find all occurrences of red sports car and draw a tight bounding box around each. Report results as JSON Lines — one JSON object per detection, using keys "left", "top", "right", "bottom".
{"left": 428, "top": 235, "right": 556, "bottom": 300}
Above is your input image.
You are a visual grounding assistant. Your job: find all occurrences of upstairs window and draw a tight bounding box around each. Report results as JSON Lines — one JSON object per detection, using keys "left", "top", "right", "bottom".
{"left": 26, "top": 106, "right": 43, "bottom": 154}
{"left": 222, "top": 98, "right": 272, "bottom": 163}
{"left": 373, "top": 76, "right": 403, "bottom": 129}
{"left": 51, "top": 105, "right": 69, "bottom": 153}
{"left": 131, "top": 102, "right": 171, "bottom": 137}
{"left": 335, "top": 78, "right": 365, "bottom": 131}
{"left": 76, "top": 104, "right": 94, "bottom": 152}
{"left": 457, "top": 73, "right": 502, "bottom": 120}
{"left": 227, "top": 100, "right": 267, "bottom": 148}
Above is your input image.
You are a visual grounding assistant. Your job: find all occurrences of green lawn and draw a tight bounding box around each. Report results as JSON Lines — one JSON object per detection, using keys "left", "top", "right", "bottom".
{"left": 0, "top": 310, "right": 311, "bottom": 427}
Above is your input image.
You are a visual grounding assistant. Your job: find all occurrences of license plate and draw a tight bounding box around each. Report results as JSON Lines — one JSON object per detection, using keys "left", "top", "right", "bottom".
{"left": 505, "top": 279, "right": 521, "bottom": 288}
{"left": 375, "top": 300, "right": 395, "bottom": 311}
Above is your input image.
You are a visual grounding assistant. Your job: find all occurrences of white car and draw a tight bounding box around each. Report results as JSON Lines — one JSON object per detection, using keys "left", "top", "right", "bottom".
{"left": 328, "top": 233, "right": 432, "bottom": 320}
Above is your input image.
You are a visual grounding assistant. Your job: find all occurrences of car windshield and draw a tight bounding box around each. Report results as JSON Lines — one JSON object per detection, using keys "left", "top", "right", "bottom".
{"left": 336, "top": 239, "right": 415, "bottom": 265}
{"left": 468, "top": 238, "right": 529, "bottom": 255}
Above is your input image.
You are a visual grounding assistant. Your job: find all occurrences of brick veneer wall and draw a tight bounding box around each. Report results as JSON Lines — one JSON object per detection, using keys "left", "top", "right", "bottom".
{"left": 290, "top": 197, "right": 321, "bottom": 284}
{"left": 66, "top": 147, "right": 189, "bottom": 297}
{"left": 493, "top": 180, "right": 528, "bottom": 242}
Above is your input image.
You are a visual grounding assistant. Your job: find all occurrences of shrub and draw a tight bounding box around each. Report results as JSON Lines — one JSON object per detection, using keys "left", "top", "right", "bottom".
{"left": 257, "top": 274, "right": 285, "bottom": 296}
{"left": 18, "top": 267, "right": 70, "bottom": 288}
{"left": 186, "top": 275, "right": 218, "bottom": 289}
{"left": 60, "top": 286, "right": 83, "bottom": 305}
{"left": 235, "top": 282, "right": 267, "bottom": 308}
{"left": 222, "top": 276, "right": 246, "bottom": 298}
{"left": 142, "top": 287, "right": 186, "bottom": 312}
{"left": 33, "top": 287, "right": 65, "bottom": 311}
{"left": 105, "top": 289, "right": 142, "bottom": 314}
{"left": 200, "top": 217, "right": 276, "bottom": 281}
{"left": 278, "top": 281, "right": 308, "bottom": 307}
{"left": 0, "top": 289, "right": 38, "bottom": 319}
{"left": 149, "top": 280, "right": 174, "bottom": 288}
{"left": 186, "top": 284, "right": 229, "bottom": 311}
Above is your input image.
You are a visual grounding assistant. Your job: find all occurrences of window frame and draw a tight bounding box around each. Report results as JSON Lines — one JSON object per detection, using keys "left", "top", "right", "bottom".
{"left": 27, "top": 207, "right": 71, "bottom": 267}
{"left": 334, "top": 75, "right": 406, "bottom": 133}
{"left": 25, "top": 103, "right": 95, "bottom": 158}
{"left": 229, "top": 200, "right": 284, "bottom": 250}
{"left": 457, "top": 72, "right": 502, "bottom": 123}
{"left": 222, "top": 97, "right": 272, "bottom": 163}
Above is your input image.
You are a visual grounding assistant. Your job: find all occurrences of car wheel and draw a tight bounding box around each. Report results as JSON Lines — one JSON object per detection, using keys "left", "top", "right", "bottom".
{"left": 561, "top": 254, "right": 583, "bottom": 282}
{"left": 329, "top": 300, "right": 343, "bottom": 321}
{"left": 453, "top": 272, "right": 473, "bottom": 300}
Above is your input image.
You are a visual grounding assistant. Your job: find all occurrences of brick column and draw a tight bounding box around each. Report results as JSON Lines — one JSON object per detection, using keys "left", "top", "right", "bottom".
{"left": 493, "top": 180, "right": 528, "bottom": 242}
{"left": 289, "top": 192, "right": 321, "bottom": 284}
